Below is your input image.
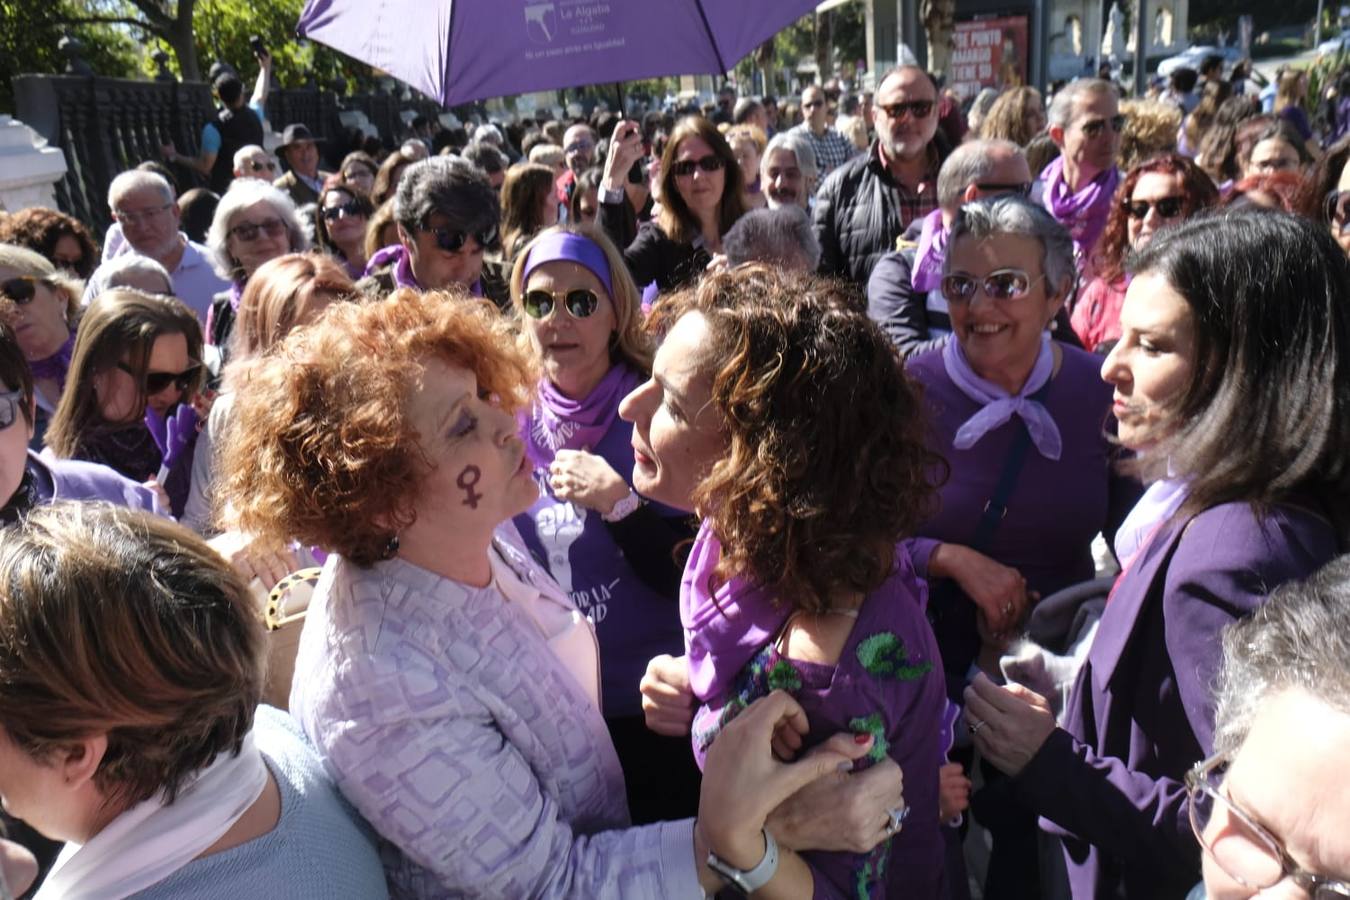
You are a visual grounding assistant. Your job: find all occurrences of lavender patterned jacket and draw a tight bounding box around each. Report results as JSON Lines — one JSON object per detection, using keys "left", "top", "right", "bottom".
{"left": 289, "top": 526, "right": 702, "bottom": 898}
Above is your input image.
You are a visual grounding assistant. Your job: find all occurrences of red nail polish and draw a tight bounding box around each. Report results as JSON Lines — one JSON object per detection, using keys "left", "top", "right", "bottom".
{"left": 854, "top": 733, "right": 872, "bottom": 745}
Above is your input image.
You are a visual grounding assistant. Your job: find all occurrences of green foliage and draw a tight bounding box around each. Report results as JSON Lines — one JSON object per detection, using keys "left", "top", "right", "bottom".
{"left": 0, "top": 0, "right": 139, "bottom": 112}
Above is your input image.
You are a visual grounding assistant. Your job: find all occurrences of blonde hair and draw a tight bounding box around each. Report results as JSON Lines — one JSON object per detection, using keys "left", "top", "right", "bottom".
{"left": 1118, "top": 98, "right": 1183, "bottom": 170}
{"left": 0, "top": 242, "right": 83, "bottom": 325}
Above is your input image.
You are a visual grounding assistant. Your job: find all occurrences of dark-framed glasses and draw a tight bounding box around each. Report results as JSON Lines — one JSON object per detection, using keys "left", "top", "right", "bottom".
{"left": 116, "top": 361, "right": 201, "bottom": 394}
{"left": 669, "top": 155, "right": 725, "bottom": 177}
{"left": 1080, "top": 114, "right": 1127, "bottom": 138}
{"left": 1125, "top": 197, "right": 1185, "bottom": 220}
{"left": 0, "top": 388, "right": 24, "bottom": 431}
{"left": 321, "top": 201, "right": 365, "bottom": 222}
{"left": 522, "top": 288, "right": 600, "bottom": 320}
{"left": 228, "top": 218, "right": 287, "bottom": 243}
{"left": 1186, "top": 754, "right": 1350, "bottom": 899}
{"left": 878, "top": 99, "right": 935, "bottom": 121}
{"left": 940, "top": 268, "right": 1045, "bottom": 304}
{"left": 0, "top": 276, "right": 48, "bottom": 305}
{"left": 423, "top": 224, "right": 497, "bottom": 254}
{"left": 1325, "top": 189, "right": 1350, "bottom": 234}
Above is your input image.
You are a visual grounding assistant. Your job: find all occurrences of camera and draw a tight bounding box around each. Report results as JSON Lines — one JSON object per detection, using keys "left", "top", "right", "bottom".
{"left": 249, "top": 36, "right": 268, "bottom": 58}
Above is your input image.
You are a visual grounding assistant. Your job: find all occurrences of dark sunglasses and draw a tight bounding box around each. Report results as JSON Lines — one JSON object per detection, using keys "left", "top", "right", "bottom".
{"left": 423, "top": 224, "right": 497, "bottom": 254}
{"left": 879, "top": 100, "right": 935, "bottom": 121}
{"left": 941, "top": 268, "right": 1045, "bottom": 303}
{"left": 669, "top": 155, "right": 726, "bottom": 177}
{"left": 1325, "top": 190, "right": 1350, "bottom": 232}
{"left": 321, "top": 201, "right": 365, "bottom": 222}
{"left": 522, "top": 288, "right": 600, "bottom": 320}
{"left": 1080, "top": 114, "right": 1127, "bottom": 138}
{"left": 117, "top": 361, "right": 201, "bottom": 394}
{"left": 1125, "top": 197, "right": 1185, "bottom": 220}
{"left": 0, "top": 388, "right": 22, "bottom": 431}
{"left": 228, "top": 218, "right": 287, "bottom": 243}
{"left": 975, "top": 181, "right": 1033, "bottom": 196}
{"left": 0, "top": 276, "right": 47, "bottom": 305}
{"left": 246, "top": 159, "right": 278, "bottom": 173}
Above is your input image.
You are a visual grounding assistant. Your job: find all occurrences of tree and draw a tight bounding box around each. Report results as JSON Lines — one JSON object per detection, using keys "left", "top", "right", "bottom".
{"left": 0, "top": 0, "right": 138, "bottom": 112}
{"left": 54, "top": 0, "right": 202, "bottom": 80}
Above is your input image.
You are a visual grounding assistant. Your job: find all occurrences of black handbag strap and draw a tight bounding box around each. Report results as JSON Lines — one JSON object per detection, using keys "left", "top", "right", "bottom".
{"left": 967, "top": 377, "right": 1053, "bottom": 554}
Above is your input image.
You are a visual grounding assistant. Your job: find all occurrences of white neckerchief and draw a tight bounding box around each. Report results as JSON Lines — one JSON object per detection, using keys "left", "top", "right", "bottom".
{"left": 1113, "top": 476, "right": 1189, "bottom": 568}
{"left": 36, "top": 731, "right": 267, "bottom": 900}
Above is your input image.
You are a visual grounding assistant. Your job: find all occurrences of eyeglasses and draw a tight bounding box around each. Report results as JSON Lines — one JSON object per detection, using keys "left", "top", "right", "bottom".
{"left": 423, "top": 224, "right": 497, "bottom": 254}
{"left": 1187, "top": 754, "right": 1350, "bottom": 899}
{"left": 522, "top": 288, "right": 600, "bottom": 320}
{"left": 975, "top": 181, "right": 1033, "bottom": 196}
{"left": 670, "top": 155, "right": 726, "bottom": 177}
{"left": 246, "top": 159, "right": 278, "bottom": 173}
{"left": 1325, "top": 190, "right": 1350, "bottom": 233}
{"left": 878, "top": 100, "right": 935, "bottom": 121}
{"left": 0, "top": 276, "right": 48, "bottom": 305}
{"left": 1079, "top": 114, "right": 1127, "bottom": 138}
{"left": 228, "top": 218, "right": 287, "bottom": 243}
{"left": 321, "top": 201, "right": 365, "bottom": 222}
{"left": 112, "top": 202, "right": 173, "bottom": 227}
{"left": 1125, "top": 196, "right": 1185, "bottom": 220}
{"left": 941, "top": 268, "right": 1046, "bottom": 304}
{"left": 116, "top": 361, "right": 201, "bottom": 394}
{"left": 0, "top": 388, "right": 23, "bottom": 431}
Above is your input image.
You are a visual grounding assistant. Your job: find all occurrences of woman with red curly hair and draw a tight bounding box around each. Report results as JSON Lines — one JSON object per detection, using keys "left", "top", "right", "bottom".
{"left": 216, "top": 286, "right": 894, "bottom": 898}
{"left": 623, "top": 267, "right": 948, "bottom": 897}
{"left": 1073, "top": 154, "right": 1219, "bottom": 352}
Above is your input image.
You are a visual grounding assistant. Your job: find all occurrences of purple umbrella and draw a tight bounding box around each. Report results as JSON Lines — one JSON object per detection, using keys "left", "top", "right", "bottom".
{"left": 297, "top": 0, "right": 821, "bottom": 108}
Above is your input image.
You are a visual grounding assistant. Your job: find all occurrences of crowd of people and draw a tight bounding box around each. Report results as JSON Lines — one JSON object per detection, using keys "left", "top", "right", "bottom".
{"left": 0, "top": 47, "right": 1348, "bottom": 900}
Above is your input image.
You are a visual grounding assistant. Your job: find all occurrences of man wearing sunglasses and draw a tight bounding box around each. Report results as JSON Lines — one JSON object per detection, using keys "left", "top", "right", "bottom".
{"left": 358, "top": 156, "right": 509, "bottom": 309}
{"left": 1041, "top": 79, "right": 1123, "bottom": 277}
{"left": 788, "top": 85, "right": 857, "bottom": 180}
{"left": 868, "top": 139, "right": 1048, "bottom": 358}
{"left": 84, "top": 171, "right": 228, "bottom": 323}
{"left": 814, "top": 65, "right": 946, "bottom": 290}
{"left": 161, "top": 49, "right": 270, "bottom": 195}
{"left": 231, "top": 145, "right": 279, "bottom": 183}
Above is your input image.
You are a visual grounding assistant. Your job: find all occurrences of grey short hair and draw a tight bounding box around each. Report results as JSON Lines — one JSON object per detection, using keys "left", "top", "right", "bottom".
{"left": 472, "top": 124, "right": 504, "bottom": 147}
{"left": 724, "top": 206, "right": 821, "bottom": 271}
{"left": 1047, "top": 78, "right": 1118, "bottom": 130}
{"left": 108, "top": 170, "right": 174, "bottom": 211}
{"left": 463, "top": 141, "right": 509, "bottom": 176}
{"left": 529, "top": 143, "right": 564, "bottom": 167}
{"left": 205, "top": 179, "right": 309, "bottom": 280}
{"left": 761, "top": 131, "right": 819, "bottom": 185}
{"left": 1213, "top": 556, "right": 1350, "bottom": 756}
{"left": 393, "top": 156, "right": 500, "bottom": 236}
{"left": 232, "top": 144, "right": 270, "bottom": 171}
{"left": 937, "top": 139, "right": 1024, "bottom": 208}
{"left": 945, "top": 195, "right": 1076, "bottom": 296}
{"left": 85, "top": 254, "right": 173, "bottom": 301}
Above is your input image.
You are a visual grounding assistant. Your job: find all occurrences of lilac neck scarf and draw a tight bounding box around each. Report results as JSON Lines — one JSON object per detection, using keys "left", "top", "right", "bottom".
{"left": 1042, "top": 156, "right": 1120, "bottom": 262}
{"left": 227, "top": 280, "right": 245, "bottom": 313}
{"left": 942, "top": 333, "right": 1062, "bottom": 460}
{"left": 910, "top": 208, "right": 948, "bottom": 292}
{"left": 522, "top": 363, "right": 641, "bottom": 469}
{"left": 1113, "top": 475, "right": 1188, "bottom": 568}
{"left": 29, "top": 333, "right": 75, "bottom": 386}
{"left": 681, "top": 520, "right": 790, "bottom": 703}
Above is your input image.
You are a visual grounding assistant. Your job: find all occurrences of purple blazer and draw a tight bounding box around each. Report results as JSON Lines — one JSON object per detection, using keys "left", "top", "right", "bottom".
{"left": 1012, "top": 500, "right": 1338, "bottom": 898}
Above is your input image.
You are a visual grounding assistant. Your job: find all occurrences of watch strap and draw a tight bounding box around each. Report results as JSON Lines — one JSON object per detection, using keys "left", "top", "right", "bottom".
{"left": 706, "top": 828, "right": 779, "bottom": 895}
{"left": 601, "top": 488, "right": 644, "bottom": 522}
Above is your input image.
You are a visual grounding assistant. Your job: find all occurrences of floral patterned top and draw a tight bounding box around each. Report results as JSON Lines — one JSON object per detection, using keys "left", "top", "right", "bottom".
{"left": 690, "top": 553, "right": 948, "bottom": 899}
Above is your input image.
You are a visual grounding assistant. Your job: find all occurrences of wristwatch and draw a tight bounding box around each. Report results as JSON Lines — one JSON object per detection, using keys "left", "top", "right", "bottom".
{"left": 602, "top": 488, "right": 645, "bottom": 522}
{"left": 706, "top": 829, "right": 779, "bottom": 895}
{"left": 601, "top": 186, "right": 626, "bottom": 205}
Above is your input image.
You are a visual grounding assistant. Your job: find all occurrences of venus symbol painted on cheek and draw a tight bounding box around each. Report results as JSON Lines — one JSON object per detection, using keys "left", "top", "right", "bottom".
{"left": 457, "top": 464, "right": 483, "bottom": 508}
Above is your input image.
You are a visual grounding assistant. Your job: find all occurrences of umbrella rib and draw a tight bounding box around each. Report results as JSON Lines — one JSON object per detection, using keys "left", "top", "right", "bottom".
{"left": 692, "top": 0, "right": 729, "bottom": 75}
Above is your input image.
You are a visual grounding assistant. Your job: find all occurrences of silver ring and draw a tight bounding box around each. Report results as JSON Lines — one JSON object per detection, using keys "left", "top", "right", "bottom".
{"left": 885, "top": 806, "right": 909, "bottom": 834}
{"left": 968, "top": 717, "right": 986, "bottom": 736}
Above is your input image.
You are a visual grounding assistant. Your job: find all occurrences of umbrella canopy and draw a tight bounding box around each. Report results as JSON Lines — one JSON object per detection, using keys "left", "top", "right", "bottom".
{"left": 297, "top": 0, "right": 822, "bottom": 108}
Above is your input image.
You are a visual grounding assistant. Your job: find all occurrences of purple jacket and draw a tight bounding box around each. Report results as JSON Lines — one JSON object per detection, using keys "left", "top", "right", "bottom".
{"left": 1012, "top": 500, "right": 1338, "bottom": 898}
{"left": 29, "top": 451, "right": 165, "bottom": 515}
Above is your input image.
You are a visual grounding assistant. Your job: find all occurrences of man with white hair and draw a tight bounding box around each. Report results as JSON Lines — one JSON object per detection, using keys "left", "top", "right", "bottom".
{"left": 85, "top": 171, "right": 228, "bottom": 322}
{"left": 759, "top": 132, "right": 818, "bottom": 210}
{"left": 232, "top": 145, "right": 278, "bottom": 182}
{"left": 1040, "top": 78, "right": 1123, "bottom": 276}
{"left": 867, "top": 139, "right": 1037, "bottom": 357}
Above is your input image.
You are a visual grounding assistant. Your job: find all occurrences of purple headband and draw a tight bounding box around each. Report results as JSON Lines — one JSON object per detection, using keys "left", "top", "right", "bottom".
{"left": 521, "top": 232, "right": 614, "bottom": 296}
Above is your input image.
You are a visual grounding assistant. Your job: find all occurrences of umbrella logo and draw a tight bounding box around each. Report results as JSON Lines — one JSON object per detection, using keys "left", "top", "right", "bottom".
{"left": 525, "top": 3, "right": 557, "bottom": 44}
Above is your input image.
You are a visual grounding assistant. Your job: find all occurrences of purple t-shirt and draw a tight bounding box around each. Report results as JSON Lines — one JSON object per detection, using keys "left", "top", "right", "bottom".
{"left": 513, "top": 415, "right": 685, "bottom": 718}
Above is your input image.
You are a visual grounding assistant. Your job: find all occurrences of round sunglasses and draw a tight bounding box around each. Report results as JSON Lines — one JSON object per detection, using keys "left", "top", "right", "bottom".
{"left": 941, "top": 268, "right": 1046, "bottom": 304}
{"left": 0, "top": 276, "right": 48, "bottom": 305}
{"left": 522, "top": 288, "right": 600, "bottom": 320}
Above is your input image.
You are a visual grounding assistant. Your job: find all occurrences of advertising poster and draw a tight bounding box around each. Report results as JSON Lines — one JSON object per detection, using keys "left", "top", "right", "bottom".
{"left": 950, "top": 16, "right": 1029, "bottom": 100}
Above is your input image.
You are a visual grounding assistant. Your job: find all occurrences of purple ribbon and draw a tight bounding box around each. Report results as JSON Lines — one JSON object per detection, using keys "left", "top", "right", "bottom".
{"left": 227, "top": 280, "right": 245, "bottom": 313}
{"left": 522, "top": 364, "right": 641, "bottom": 470}
{"left": 1041, "top": 156, "right": 1120, "bottom": 264}
{"left": 942, "top": 332, "right": 1062, "bottom": 460}
{"left": 910, "top": 209, "right": 948, "bottom": 293}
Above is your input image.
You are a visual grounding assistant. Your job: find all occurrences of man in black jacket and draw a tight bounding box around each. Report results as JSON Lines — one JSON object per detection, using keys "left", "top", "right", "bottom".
{"left": 162, "top": 52, "right": 270, "bottom": 194}
{"left": 814, "top": 65, "right": 947, "bottom": 290}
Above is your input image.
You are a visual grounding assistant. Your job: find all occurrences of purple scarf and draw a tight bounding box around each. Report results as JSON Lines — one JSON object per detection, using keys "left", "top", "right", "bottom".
{"left": 29, "top": 333, "right": 75, "bottom": 387}
{"left": 910, "top": 208, "right": 948, "bottom": 292}
{"left": 227, "top": 280, "right": 245, "bottom": 313}
{"left": 942, "top": 332, "right": 1062, "bottom": 460}
{"left": 522, "top": 364, "right": 642, "bottom": 468}
{"left": 681, "top": 520, "right": 790, "bottom": 703}
{"left": 1041, "top": 156, "right": 1120, "bottom": 263}
{"left": 365, "top": 244, "right": 486, "bottom": 296}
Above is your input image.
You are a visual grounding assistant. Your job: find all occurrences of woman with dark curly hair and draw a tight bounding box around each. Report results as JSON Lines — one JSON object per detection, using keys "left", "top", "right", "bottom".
{"left": 1073, "top": 154, "right": 1219, "bottom": 352}
{"left": 216, "top": 286, "right": 901, "bottom": 898}
{"left": 623, "top": 266, "right": 948, "bottom": 897}
{"left": 0, "top": 207, "right": 99, "bottom": 278}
